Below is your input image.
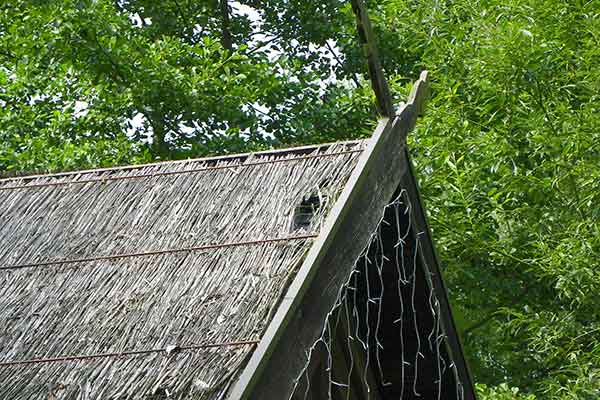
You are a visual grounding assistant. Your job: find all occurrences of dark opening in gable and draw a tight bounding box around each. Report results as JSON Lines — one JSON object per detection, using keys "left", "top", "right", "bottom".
{"left": 357, "top": 194, "right": 460, "bottom": 399}
{"left": 294, "top": 194, "right": 321, "bottom": 230}
{"left": 290, "top": 189, "right": 461, "bottom": 400}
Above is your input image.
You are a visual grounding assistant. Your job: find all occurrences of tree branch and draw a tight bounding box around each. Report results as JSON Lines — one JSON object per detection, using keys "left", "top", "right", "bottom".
{"left": 248, "top": 104, "right": 274, "bottom": 120}
{"left": 463, "top": 283, "right": 534, "bottom": 338}
{"left": 325, "top": 40, "right": 361, "bottom": 88}
{"left": 0, "top": 49, "right": 15, "bottom": 59}
{"left": 90, "top": 33, "right": 129, "bottom": 83}
{"left": 172, "top": 0, "right": 195, "bottom": 42}
{"left": 463, "top": 310, "right": 500, "bottom": 336}
{"left": 219, "top": 0, "right": 233, "bottom": 51}
{"left": 245, "top": 34, "right": 282, "bottom": 56}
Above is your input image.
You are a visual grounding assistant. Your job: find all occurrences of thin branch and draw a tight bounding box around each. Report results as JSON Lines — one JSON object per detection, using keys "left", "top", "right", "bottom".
{"left": 0, "top": 49, "right": 15, "bottom": 59}
{"left": 463, "top": 283, "right": 533, "bottom": 338}
{"left": 172, "top": 0, "right": 195, "bottom": 42}
{"left": 90, "top": 33, "right": 128, "bottom": 83}
{"left": 248, "top": 104, "right": 274, "bottom": 120}
{"left": 463, "top": 311, "right": 499, "bottom": 336}
{"left": 245, "top": 34, "right": 282, "bottom": 56}
{"left": 325, "top": 40, "right": 361, "bottom": 88}
{"left": 247, "top": 30, "right": 274, "bottom": 37}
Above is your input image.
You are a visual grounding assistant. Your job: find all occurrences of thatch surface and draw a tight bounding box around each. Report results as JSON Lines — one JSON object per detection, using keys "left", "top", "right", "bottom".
{"left": 0, "top": 141, "right": 365, "bottom": 399}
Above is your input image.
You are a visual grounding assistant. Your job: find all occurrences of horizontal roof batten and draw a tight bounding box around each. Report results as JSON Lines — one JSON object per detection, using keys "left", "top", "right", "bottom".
{"left": 0, "top": 149, "right": 364, "bottom": 191}
{"left": 0, "top": 140, "right": 366, "bottom": 185}
{"left": 0, "top": 339, "right": 260, "bottom": 367}
{"left": 1, "top": 234, "right": 317, "bottom": 271}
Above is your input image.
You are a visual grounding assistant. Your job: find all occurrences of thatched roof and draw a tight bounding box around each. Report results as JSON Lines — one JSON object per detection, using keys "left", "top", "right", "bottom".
{"left": 0, "top": 71, "right": 475, "bottom": 400}
{"left": 0, "top": 141, "right": 366, "bottom": 399}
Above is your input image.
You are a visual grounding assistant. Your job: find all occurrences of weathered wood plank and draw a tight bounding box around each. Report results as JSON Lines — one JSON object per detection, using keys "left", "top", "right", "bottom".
{"left": 227, "top": 117, "right": 391, "bottom": 400}
{"left": 350, "top": 0, "right": 395, "bottom": 117}
{"left": 227, "top": 73, "right": 431, "bottom": 400}
{"left": 408, "top": 70, "right": 430, "bottom": 117}
{"left": 239, "top": 118, "right": 410, "bottom": 399}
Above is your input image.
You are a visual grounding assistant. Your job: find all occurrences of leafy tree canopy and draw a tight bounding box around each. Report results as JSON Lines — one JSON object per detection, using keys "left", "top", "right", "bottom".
{"left": 2, "top": 0, "right": 599, "bottom": 398}
{"left": 0, "top": 0, "right": 373, "bottom": 172}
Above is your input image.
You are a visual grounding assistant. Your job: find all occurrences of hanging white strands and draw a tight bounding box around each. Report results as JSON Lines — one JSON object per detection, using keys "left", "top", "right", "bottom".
{"left": 289, "top": 190, "right": 465, "bottom": 400}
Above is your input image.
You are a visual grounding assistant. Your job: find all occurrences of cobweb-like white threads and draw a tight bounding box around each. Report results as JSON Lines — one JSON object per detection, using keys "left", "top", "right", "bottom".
{"left": 289, "top": 190, "right": 465, "bottom": 400}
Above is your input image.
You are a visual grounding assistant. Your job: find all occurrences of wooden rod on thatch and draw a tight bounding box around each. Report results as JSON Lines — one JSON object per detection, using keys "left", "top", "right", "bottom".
{"left": 0, "top": 339, "right": 260, "bottom": 367}
{"left": 0, "top": 150, "right": 364, "bottom": 191}
{"left": 1, "top": 234, "right": 318, "bottom": 271}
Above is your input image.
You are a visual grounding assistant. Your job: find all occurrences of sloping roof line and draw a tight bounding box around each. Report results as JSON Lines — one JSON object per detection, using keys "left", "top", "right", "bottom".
{"left": 0, "top": 140, "right": 365, "bottom": 185}
{"left": 0, "top": 339, "right": 260, "bottom": 367}
{"left": 228, "top": 70, "right": 475, "bottom": 399}
{"left": 2, "top": 234, "right": 317, "bottom": 271}
{"left": 225, "top": 70, "right": 475, "bottom": 399}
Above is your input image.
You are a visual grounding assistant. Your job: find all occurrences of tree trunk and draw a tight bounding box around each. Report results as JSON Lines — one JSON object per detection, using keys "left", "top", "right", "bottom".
{"left": 219, "top": 0, "right": 233, "bottom": 51}
{"left": 151, "top": 119, "right": 169, "bottom": 159}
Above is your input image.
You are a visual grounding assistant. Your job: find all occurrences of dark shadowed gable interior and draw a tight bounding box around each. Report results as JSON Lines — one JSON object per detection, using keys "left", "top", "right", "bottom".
{"left": 0, "top": 72, "right": 475, "bottom": 399}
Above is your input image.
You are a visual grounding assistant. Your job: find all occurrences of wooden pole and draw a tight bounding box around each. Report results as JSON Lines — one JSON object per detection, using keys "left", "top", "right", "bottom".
{"left": 350, "top": 0, "right": 395, "bottom": 117}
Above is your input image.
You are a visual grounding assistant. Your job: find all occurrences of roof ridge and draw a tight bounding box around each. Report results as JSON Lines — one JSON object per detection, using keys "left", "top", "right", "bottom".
{"left": 0, "top": 139, "right": 366, "bottom": 184}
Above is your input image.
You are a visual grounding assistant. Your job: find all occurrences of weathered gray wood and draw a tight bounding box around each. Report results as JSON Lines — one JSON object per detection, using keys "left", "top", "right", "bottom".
{"left": 0, "top": 140, "right": 366, "bottom": 399}
{"left": 223, "top": 68, "right": 476, "bottom": 399}
{"left": 227, "top": 73, "right": 431, "bottom": 399}
{"left": 239, "top": 117, "right": 411, "bottom": 399}
{"left": 400, "top": 151, "right": 476, "bottom": 400}
{"left": 408, "top": 70, "right": 430, "bottom": 116}
{"left": 227, "top": 117, "right": 391, "bottom": 400}
{"left": 350, "top": 0, "right": 395, "bottom": 117}
{"left": 287, "top": 308, "right": 380, "bottom": 400}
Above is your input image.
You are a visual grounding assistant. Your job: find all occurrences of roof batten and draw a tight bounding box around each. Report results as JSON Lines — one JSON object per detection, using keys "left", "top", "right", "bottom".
{"left": 0, "top": 339, "right": 260, "bottom": 367}
{"left": 0, "top": 149, "right": 364, "bottom": 191}
{"left": 1, "top": 234, "right": 317, "bottom": 271}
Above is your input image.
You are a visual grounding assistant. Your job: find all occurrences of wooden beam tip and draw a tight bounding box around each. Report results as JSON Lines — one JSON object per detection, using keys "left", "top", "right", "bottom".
{"left": 404, "top": 70, "right": 430, "bottom": 118}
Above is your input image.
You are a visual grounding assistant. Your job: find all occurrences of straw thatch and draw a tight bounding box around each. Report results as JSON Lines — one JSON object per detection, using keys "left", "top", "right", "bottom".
{"left": 0, "top": 141, "right": 366, "bottom": 399}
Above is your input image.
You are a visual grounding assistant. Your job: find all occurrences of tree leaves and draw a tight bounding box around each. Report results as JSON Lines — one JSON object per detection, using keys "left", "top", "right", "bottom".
{"left": 373, "top": 0, "right": 599, "bottom": 396}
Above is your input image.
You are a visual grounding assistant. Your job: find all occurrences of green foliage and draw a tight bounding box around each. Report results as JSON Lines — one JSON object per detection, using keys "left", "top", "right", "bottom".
{"left": 0, "top": 0, "right": 372, "bottom": 173}
{"left": 373, "top": 0, "right": 599, "bottom": 396}
{"left": 2, "top": 0, "right": 599, "bottom": 397}
{"left": 477, "top": 383, "right": 537, "bottom": 400}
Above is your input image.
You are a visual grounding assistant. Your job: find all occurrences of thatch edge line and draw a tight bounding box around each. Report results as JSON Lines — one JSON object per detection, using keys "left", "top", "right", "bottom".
{"left": 0, "top": 140, "right": 366, "bottom": 184}
{"left": 0, "top": 150, "right": 364, "bottom": 191}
